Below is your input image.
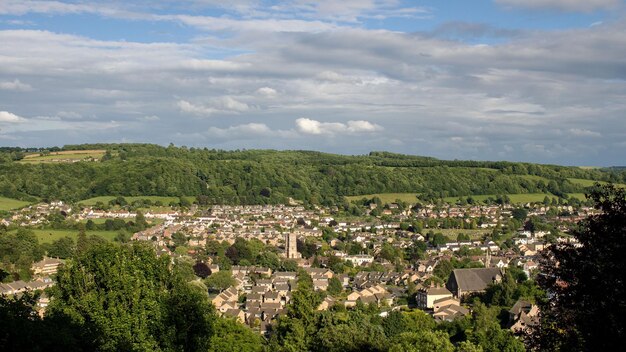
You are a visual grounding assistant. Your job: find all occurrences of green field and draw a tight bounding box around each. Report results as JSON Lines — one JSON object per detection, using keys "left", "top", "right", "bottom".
{"left": 10, "top": 229, "right": 119, "bottom": 244}
{"left": 346, "top": 192, "right": 589, "bottom": 205}
{"left": 79, "top": 196, "right": 196, "bottom": 206}
{"left": 435, "top": 229, "right": 490, "bottom": 240}
{"left": 0, "top": 196, "right": 32, "bottom": 211}
{"left": 567, "top": 178, "right": 626, "bottom": 188}
{"left": 19, "top": 149, "right": 106, "bottom": 163}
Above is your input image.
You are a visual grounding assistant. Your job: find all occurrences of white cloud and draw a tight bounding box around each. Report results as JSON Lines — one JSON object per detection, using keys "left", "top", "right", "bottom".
{"left": 0, "top": 79, "right": 32, "bottom": 91}
{"left": 295, "top": 117, "right": 383, "bottom": 135}
{"left": 205, "top": 123, "right": 298, "bottom": 140}
{"left": 256, "top": 87, "right": 277, "bottom": 97}
{"left": 569, "top": 128, "right": 601, "bottom": 137}
{"left": 0, "top": 10, "right": 625, "bottom": 164}
{"left": 208, "top": 123, "right": 272, "bottom": 137}
{"left": 495, "top": 0, "right": 620, "bottom": 12}
{"left": 178, "top": 97, "right": 251, "bottom": 116}
{"left": 0, "top": 111, "right": 24, "bottom": 123}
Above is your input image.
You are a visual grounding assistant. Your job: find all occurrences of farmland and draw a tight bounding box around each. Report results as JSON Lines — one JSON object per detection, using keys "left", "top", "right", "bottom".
{"left": 0, "top": 196, "right": 32, "bottom": 211}
{"left": 19, "top": 149, "right": 106, "bottom": 163}
{"left": 10, "top": 228, "right": 119, "bottom": 244}
{"left": 346, "top": 192, "right": 589, "bottom": 205}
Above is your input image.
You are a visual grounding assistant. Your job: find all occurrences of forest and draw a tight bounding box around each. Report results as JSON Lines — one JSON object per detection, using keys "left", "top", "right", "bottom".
{"left": 0, "top": 144, "right": 624, "bottom": 205}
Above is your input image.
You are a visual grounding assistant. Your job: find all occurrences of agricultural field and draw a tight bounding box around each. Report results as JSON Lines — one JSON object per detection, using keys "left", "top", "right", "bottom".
{"left": 79, "top": 195, "right": 196, "bottom": 206}
{"left": 346, "top": 192, "right": 589, "bottom": 205}
{"left": 567, "top": 178, "right": 626, "bottom": 188}
{"left": 11, "top": 229, "right": 119, "bottom": 244}
{"left": 0, "top": 196, "right": 32, "bottom": 211}
{"left": 19, "top": 149, "right": 106, "bottom": 163}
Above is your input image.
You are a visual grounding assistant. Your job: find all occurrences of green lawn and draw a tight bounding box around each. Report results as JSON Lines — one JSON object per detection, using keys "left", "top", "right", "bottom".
{"left": 79, "top": 196, "right": 196, "bottom": 206}
{"left": 435, "top": 229, "right": 490, "bottom": 240}
{"left": 0, "top": 196, "right": 32, "bottom": 211}
{"left": 20, "top": 229, "right": 120, "bottom": 244}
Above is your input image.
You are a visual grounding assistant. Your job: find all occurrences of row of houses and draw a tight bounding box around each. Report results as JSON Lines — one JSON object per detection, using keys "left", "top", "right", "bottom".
{"left": 0, "top": 277, "right": 54, "bottom": 295}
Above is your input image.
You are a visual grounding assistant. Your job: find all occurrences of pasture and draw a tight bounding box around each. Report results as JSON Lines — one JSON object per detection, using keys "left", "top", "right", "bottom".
{"left": 0, "top": 196, "right": 32, "bottom": 211}
{"left": 19, "top": 149, "right": 106, "bottom": 163}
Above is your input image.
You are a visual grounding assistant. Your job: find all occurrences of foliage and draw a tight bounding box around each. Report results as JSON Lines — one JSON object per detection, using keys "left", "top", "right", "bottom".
{"left": 0, "top": 144, "right": 619, "bottom": 205}
{"left": 205, "top": 270, "right": 236, "bottom": 292}
{"left": 208, "top": 318, "right": 265, "bottom": 352}
{"left": 530, "top": 184, "right": 626, "bottom": 351}
{"left": 0, "top": 228, "right": 44, "bottom": 281}
{"left": 47, "top": 241, "right": 216, "bottom": 351}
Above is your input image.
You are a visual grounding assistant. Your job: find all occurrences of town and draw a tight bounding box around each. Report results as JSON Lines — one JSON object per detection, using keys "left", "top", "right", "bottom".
{"left": 1, "top": 194, "right": 596, "bottom": 337}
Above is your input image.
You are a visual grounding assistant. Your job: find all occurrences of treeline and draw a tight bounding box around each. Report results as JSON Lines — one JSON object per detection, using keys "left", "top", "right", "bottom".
{"left": 0, "top": 144, "right": 623, "bottom": 205}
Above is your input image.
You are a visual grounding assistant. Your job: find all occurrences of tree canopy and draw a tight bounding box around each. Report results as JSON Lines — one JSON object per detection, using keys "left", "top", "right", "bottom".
{"left": 531, "top": 184, "right": 626, "bottom": 351}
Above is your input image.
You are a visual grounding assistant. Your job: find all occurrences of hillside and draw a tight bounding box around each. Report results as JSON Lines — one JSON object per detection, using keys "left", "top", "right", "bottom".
{"left": 0, "top": 144, "right": 624, "bottom": 205}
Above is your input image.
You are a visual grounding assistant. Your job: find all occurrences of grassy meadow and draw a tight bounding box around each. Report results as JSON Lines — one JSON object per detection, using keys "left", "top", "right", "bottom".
{"left": 0, "top": 196, "right": 32, "bottom": 211}
{"left": 346, "top": 192, "right": 589, "bottom": 205}
{"left": 10, "top": 228, "right": 119, "bottom": 244}
{"left": 19, "top": 149, "right": 106, "bottom": 163}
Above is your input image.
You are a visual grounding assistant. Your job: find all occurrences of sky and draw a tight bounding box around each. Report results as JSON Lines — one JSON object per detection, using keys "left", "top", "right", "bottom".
{"left": 0, "top": 1, "right": 625, "bottom": 166}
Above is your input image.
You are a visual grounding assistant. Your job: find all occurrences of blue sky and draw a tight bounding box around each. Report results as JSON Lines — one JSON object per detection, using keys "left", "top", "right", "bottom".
{"left": 1, "top": 0, "right": 625, "bottom": 166}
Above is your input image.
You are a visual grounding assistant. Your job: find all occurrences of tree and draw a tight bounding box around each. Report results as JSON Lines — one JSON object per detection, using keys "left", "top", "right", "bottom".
{"left": 208, "top": 318, "right": 264, "bottom": 352}
{"left": 327, "top": 277, "right": 343, "bottom": 296}
{"left": 389, "top": 331, "right": 454, "bottom": 352}
{"left": 434, "top": 260, "right": 454, "bottom": 281}
{"left": 193, "top": 261, "right": 212, "bottom": 279}
{"left": 47, "top": 242, "right": 216, "bottom": 351}
{"left": 46, "top": 236, "right": 75, "bottom": 259}
{"left": 171, "top": 231, "right": 187, "bottom": 248}
{"left": 511, "top": 208, "right": 528, "bottom": 222}
{"left": 531, "top": 184, "right": 626, "bottom": 351}
{"left": 205, "top": 270, "right": 236, "bottom": 292}
{"left": 430, "top": 233, "right": 448, "bottom": 247}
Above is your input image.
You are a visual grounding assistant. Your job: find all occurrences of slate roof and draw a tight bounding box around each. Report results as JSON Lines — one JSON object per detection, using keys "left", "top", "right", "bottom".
{"left": 450, "top": 268, "right": 502, "bottom": 292}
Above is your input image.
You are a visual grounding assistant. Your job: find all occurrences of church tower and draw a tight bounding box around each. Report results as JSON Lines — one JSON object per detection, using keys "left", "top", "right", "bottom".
{"left": 285, "top": 233, "right": 301, "bottom": 259}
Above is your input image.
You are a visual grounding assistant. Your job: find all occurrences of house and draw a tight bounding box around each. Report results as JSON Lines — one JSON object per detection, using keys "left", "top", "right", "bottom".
{"left": 263, "top": 291, "right": 281, "bottom": 304}
{"left": 31, "top": 257, "right": 64, "bottom": 276}
{"left": 212, "top": 287, "right": 239, "bottom": 308}
{"left": 345, "top": 285, "right": 392, "bottom": 307}
{"left": 509, "top": 300, "right": 539, "bottom": 333}
{"left": 317, "top": 296, "right": 336, "bottom": 311}
{"left": 432, "top": 297, "right": 469, "bottom": 322}
{"left": 416, "top": 284, "right": 453, "bottom": 309}
{"left": 446, "top": 268, "right": 502, "bottom": 298}
{"left": 313, "top": 278, "right": 329, "bottom": 291}
{"left": 346, "top": 254, "right": 374, "bottom": 266}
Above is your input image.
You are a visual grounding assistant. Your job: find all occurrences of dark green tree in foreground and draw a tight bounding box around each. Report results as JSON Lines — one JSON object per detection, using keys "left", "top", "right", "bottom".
{"left": 47, "top": 242, "right": 214, "bottom": 351}
{"left": 530, "top": 184, "right": 626, "bottom": 350}
{"left": 0, "top": 242, "right": 264, "bottom": 352}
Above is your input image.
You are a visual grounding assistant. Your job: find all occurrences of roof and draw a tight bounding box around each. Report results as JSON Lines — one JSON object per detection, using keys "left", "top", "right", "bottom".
{"left": 424, "top": 286, "right": 452, "bottom": 296}
{"left": 450, "top": 268, "right": 502, "bottom": 292}
{"left": 509, "top": 299, "right": 533, "bottom": 315}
